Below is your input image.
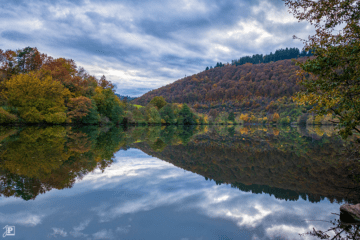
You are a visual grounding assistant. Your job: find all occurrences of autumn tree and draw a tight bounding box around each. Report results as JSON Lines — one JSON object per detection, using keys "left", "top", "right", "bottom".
{"left": 67, "top": 96, "right": 100, "bottom": 124}
{"left": 150, "top": 96, "right": 167, "bottom": 110}
{"left": 4, "top": 73, "right": 69, "bottom": 123}
{"left": 209, "top": 109, "right": 219, "bottom": 119}
{"left": 40, "top": 57, "right": 85, "bottom": 95}
{"left": 239, "top": 113, "right": 249, "bottom": 122}
{"left": 285, "top": 0, "right": 360, "bottom": 138}
{"left": 98, "top": 75, "right": 114, "bottom": 90}
{"left": 272, "top": 113, "right": 280, "bottom": 123}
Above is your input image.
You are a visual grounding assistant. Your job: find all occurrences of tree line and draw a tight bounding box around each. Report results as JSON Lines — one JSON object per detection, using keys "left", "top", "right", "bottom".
{"left": 205, "top": 47, "right": 313, "bottom": 70}
{"left": 0, "top": 47, "right": 210, "bottom": 126}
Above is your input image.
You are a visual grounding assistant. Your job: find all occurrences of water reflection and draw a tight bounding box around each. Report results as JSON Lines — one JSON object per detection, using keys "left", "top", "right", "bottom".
{"left": 131, "top": 125, "right": 360, "bottom": 203}
{"left": 1, "top": 125, "right": 360, "bottom": 203}
{"left": 0, "top": 126, "right": 122, "bottom": 200}
{"left": 301, "top": 216, "right": 360, "bottom": 239}
{"left": 0, "top": 125, "right": 359, "bottom": 239}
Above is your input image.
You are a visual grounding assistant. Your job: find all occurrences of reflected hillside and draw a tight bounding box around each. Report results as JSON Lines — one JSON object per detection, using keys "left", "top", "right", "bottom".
{"left": 131, "top": 125, "right": 360, "bottom": 203}
{"left": 0, "top": 126, "right": 126, "bottom": 200}
{"left": 1, "top": 125, "right": 359, "bottom": 203}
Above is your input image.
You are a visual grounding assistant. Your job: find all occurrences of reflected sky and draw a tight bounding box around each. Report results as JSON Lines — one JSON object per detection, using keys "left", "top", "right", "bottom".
{"left": 0, "top": 148, "right": 343, "bottom": 239}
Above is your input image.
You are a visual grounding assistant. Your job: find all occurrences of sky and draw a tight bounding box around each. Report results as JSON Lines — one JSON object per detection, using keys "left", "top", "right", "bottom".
{"left": 0, "top": 0, "right": 314, "bottom": 97}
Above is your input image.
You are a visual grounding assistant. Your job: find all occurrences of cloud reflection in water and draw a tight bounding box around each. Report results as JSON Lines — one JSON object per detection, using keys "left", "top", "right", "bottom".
{"left": 0, "top": 148, "right": 342, "bottom": 239}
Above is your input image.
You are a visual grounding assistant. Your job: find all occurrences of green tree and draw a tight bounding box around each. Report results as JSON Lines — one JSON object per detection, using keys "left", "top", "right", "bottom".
{"left": 216, "top": 112, "right": 229, "bottom": 124}
{"left": 159, "top": 104, "right": 176, "bottom": 124}
{"left": 177, "top": 104, "right": 197, "bottom": 125}
{"left": 93, "top": 87, "right": 124, "bottom": 124}
{"left": 228, "top": 111, "right": 235, "bottom": 122}
{"left": 285, "top": 0, "right": 360, "bottom": 138}
{"left": 80, "top": 100, "right": 100, "bottom": 124}
{"left": 132, "top": 108, "right": 147, "bottom": 124}
{"left": 149, "top": 96, "right": 167, "bottom": 110}
{"left": 146, "top": 106, "right": 161, "bottom": 124}
{"left": 0, "top": 108, "right": 18, "bottom": 124}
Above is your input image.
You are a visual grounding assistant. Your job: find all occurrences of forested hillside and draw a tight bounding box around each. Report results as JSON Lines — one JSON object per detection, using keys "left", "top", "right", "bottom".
{"left": 133, "top": 57, "right": 312, "bottom": 123}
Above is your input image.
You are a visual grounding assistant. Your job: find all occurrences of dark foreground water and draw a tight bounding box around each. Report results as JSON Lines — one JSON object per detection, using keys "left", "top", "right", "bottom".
{"left": 0, "top": 125, "right": 359, "bottom": 239}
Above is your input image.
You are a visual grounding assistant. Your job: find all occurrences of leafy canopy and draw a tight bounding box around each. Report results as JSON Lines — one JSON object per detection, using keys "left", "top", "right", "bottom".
{"left": 285, "top": 0, "right": 360, "bottom": 138}
{"left": 4, "top": 73, "right": 69, "bottom": 123}
{"left": 149, "top": 96, "right": 167, "bottom": 110}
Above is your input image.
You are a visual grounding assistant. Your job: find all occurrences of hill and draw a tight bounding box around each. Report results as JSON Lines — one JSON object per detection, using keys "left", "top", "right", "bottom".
{"left": 133, "top": 57, "right": 311, "bottom": 122}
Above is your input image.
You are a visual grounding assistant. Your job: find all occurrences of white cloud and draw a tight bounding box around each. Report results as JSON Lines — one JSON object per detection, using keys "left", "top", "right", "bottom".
{"left": 70, "top": 219, "right": 91, "bottom": 237}
{"left": 115, "top": 225, "right": 131, "bottom": 234}
{"left": 93, "top": 229, "right": 114, "bottom": 239}
{"left": 252, "top": 0, "right": 298, "bottom": 24}
{"left": 0, "top": 212, "right": 46, "bottom": 227}
{"left": 50, "top": 228, "right": 68, "bottom": 237}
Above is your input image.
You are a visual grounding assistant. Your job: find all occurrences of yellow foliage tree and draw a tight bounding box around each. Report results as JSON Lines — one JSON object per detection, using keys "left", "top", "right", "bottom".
{"left": 272, "top": 113, "right": 280, "bottom": 123}
{"left": 239, "top": 113, "right": 249, "bottom": 122}
{"left": 4, "top": 73, "right": 69, "bottom": 123}
{"left": 249, "top": 115, "right": 257, "bottom": 123}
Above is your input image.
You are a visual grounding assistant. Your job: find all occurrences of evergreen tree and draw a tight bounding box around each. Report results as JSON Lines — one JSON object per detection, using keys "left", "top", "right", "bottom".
{"left": 228, "top": 111, "right": 235, "bottom": 122}
{"left": 177, "top": 104, "right": 197, "bottom": 125}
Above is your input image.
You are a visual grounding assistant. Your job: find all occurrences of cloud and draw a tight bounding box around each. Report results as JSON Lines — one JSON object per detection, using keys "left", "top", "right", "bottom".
{"left": 0, "top": 0, "right": 314, "bottom": 96}
{"left": 50, "top": 228, "right": 68, "bottom": 237}
{"left": 115, "top": 225, "right": 131, "bottom": 234}
{"left": 93, "top": 229, "right": 114, "bottom": 239}
{"left": 70, "top": 219, "right": 91, "bottom": 237}
{"left": 0, "top": 212, "right": 46, "bottom": 227}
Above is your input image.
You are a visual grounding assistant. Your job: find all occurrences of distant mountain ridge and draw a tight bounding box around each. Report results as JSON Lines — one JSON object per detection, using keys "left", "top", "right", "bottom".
{"left": 115, "top": 94, "right": 137, "bottom": 101}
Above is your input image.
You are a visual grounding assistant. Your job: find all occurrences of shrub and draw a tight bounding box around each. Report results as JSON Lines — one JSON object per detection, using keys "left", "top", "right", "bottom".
{"left": 20, "top": 107, "right": 44, "bottom": 123}
{"left": 0, "top": 107, "right": 18, "bottom": 124}
{"left": 44, "top": 112, "right": 67, "bottom": 124}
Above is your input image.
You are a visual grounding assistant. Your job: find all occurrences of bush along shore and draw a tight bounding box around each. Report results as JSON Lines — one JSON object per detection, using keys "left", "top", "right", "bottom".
{"left": 121, "top": 96, "right": 339, "bottom": 127}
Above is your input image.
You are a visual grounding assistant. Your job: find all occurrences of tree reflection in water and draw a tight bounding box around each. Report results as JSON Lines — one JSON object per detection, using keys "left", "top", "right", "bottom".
{"left": 0, "top": 125, "right": 360, "bottom": 205}
{"left": 0, "top": 126, "right": 125, "bottom": 200}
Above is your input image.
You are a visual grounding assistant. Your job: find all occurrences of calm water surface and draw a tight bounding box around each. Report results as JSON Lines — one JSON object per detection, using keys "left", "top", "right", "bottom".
{"left": 0, "top": 125, "right": 359, "bottom": 240}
